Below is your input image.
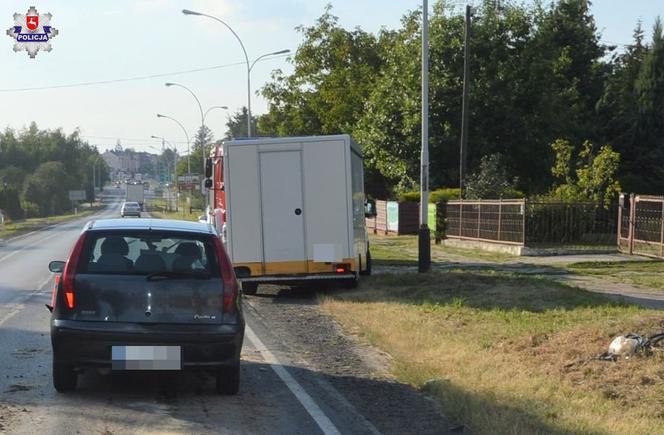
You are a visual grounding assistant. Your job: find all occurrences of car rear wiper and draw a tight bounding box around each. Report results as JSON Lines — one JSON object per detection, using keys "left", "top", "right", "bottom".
{"left": 146, "top": 271, "right": 212, "bottom": 281}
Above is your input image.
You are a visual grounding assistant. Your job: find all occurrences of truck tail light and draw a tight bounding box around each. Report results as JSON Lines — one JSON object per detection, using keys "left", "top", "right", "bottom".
{"left": 335, "top": 263, "right": 350, "bottom": 273}
{"left": 61, "top": 233, "right": 87, "bottom": 310}
{"left": 213, "top": 236, "right": 238, "bottom": 313}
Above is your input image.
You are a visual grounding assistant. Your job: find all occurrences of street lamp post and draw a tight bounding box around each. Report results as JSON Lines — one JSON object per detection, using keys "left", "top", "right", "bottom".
{"left": 91, "top": 156, "right": 102, "bottom": 203}
{"left": 151, "top": 136, "right": 179, "bottom": 212}
{"left": 182, "top": 8, "right": 289, "bottom": 137}
{"left": 157, "top": 114, "right": 191, "bottom": 212}
{"left": 165, "top": 82, "right": 206, "bottom": 174}
{"left": 419, "top": 0, "right": 431, "bottom": 273}
{"left": 157, "top": 114, "right": 190, "bottom": 174}
{"left": 203, "top": 105, "right": 228, "bottom": 125}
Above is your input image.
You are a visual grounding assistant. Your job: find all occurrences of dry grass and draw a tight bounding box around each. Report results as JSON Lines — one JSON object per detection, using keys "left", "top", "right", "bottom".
{"left": 0, "top": 208, "right": 98, "bottom": 238}
{"left": 148, "top": 198, "right": 201, "bottom": 222}
{"left": 369, "top": 234, "right": 516, "bottom": 266}
{"left": 321, "top": 271, "right": 664, "bottom": 434}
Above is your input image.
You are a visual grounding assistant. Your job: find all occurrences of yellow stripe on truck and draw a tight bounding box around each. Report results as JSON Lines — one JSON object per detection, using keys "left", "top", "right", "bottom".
{"left": 233, "top": 258, "right": 356, "bottom": 277}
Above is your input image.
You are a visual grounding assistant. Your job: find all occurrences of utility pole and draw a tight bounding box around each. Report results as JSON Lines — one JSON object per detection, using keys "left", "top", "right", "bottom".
{"left": 418, "top": 0, "right": 431, "bottom": 273}
{"left": 92, "top": 163, "right": 96, "bottom": 203}
{"left": 460, "top": 4, "right": 473, "bottom": 198}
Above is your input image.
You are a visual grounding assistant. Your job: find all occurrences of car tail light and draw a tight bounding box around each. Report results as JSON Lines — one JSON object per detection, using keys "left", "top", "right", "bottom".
{"left": 213, "top": 236, "right": 238, "bottom": 313}
{"left": 61, "top": 233, "right": 87, "bottom": 309}
{"left": 50, "top": 275, "right": 60, "bottom": 309}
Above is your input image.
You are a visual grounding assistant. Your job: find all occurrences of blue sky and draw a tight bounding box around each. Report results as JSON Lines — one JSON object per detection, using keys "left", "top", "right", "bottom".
{"left": 0, "top": 1, "right": 661, "bottom": 154}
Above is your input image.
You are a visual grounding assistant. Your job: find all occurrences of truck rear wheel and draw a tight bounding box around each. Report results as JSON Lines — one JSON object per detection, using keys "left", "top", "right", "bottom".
{"left": 242, "top": 282, "right": 258, "bottom": 295}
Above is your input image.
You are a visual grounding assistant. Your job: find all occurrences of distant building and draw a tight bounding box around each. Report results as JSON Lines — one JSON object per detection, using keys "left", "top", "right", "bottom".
{"left": 102, "top": 149, "right": 157, "bottom": 181}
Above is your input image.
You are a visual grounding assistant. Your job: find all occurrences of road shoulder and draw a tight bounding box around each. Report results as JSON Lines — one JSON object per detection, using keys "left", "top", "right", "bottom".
{"left": 244, "top": 286, "right": 466, "bottom": 434}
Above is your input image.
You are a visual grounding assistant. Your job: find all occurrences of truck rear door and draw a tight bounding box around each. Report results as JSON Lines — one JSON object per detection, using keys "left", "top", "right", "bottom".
{"left": 259, "top": 150, "right": 307, "bottom": 274}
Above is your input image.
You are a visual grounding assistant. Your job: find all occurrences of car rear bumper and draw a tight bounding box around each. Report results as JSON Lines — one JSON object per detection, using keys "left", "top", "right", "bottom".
{"left": 51, "top": 320, "right": 244, "bottom": 369}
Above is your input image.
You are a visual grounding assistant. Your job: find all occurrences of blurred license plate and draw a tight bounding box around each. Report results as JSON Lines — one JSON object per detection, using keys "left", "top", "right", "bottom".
{"left": 111, "top": 346, "right": 181, "bottom": 370}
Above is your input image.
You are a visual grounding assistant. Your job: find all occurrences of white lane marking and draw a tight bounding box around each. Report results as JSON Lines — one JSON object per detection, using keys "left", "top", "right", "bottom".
{"left": 311, "top": 377, "right": 382, "bottom": 435}
{"left": 0, "top": 276, "right": 52, "bottom": 327}
{"left": 245, "top": 324, "right": 342, "bottom": 435}
{"left": 0, "top": 200, "right": 121, "bottom": 264}
{"left": 3, "top": 228, "right": 42, "bottom": 242}
{"left": 0, "top": 229, "right": 64, "bottom": 264}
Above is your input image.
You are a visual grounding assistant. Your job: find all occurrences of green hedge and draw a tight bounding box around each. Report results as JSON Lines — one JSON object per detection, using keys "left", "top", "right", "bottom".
{"left": 398, "top": 188, "right": 461, "bottom": 203}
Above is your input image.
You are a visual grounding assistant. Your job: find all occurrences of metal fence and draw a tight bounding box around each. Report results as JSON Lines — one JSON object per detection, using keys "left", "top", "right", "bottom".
{"left": 525, "top": 201, "right": 617, "bottom": 246}
{"left": 442, "top": 199, "right": 617, "bottom": 247}
{"left": 445, "top": 199, "right": 525, "bottom": 245}
{"left": 618, "top": 193, "right": 664, "bottom": 257}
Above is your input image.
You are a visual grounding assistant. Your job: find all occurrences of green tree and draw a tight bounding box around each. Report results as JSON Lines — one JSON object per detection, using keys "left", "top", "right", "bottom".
{"left": 176, "top": 125, "right": 214, "bottom": 177}
{"left": 23, "top": 161, "right": 74, "bottom": 217}
{"left": 632, "top": 17, "right": 664, "bottom": 192}
{"left": 464, "top": 153, "right": 520, "bottom": 199}
{"left": 260, "top": 5, "right": 382, "bottom": 137}
{"left": 0, "top": 166, "right": 28, "bottom": 189}
{"left": 0, "top": 187, "right": 23, "bottom": 220}
{"left": 550, "top": 139, "right": 621, "bottom": 205}
{"left": 225, "top": 107, "right": 260, "bottom": 139}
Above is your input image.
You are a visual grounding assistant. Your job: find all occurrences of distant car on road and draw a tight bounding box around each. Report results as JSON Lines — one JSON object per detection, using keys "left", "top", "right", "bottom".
{"left": 47, "top": 219, "right": 244, "bottom": 394}
{"left": 120, "top": 201, "right": 141, "bottom": 217}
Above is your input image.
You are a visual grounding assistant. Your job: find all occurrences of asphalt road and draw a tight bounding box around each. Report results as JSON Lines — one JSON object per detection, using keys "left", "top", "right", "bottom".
{"left": 0, "top": 192, "right": 457, "bottom": 435}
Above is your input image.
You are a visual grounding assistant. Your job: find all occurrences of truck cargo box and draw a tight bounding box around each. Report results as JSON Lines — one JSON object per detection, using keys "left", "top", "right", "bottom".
{"left": 223, "top": 135, "right": 369, "bottom": 289}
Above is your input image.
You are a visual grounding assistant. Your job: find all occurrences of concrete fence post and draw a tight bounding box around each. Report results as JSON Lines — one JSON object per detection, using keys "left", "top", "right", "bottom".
{"left": 617, "top": 193, "right": 623, "bottom": 251}
{"left": 628, "top": 193, "right": 636, "bottom": 255}
{"left": 477, "top": 201, "right": 482, "bottom": 239}
{"left": 497, "top": 199, "right": 502, "bottom": 242}
{"left": 660, "top": 199, "right": 664, "bottom": 258}
{"left": 521, "top": 199, "right": 526, "bottom": 246}
{"left": 459, "top": 199, "right": 463, "bottom": 238}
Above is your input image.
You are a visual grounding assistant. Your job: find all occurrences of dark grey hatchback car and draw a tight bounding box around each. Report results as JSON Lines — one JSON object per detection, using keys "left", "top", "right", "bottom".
{"left": 47, "top": 219, "right": 244, "bottom": 394}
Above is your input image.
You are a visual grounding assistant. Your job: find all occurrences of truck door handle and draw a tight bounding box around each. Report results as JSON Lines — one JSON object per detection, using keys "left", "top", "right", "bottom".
{"left": 294, "top": 208, "right": 302, "bottom": 215}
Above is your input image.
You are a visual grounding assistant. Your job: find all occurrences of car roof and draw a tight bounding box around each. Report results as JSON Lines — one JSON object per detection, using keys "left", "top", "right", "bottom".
{"left": 86, "top": 218, "right": 216, "bottom": 235}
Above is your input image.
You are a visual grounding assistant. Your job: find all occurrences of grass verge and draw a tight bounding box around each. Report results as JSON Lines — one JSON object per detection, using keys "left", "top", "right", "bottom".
{"left": 148, "top": 198, "right": 202, "bottom": 222}
{"left": 568, "top": 260, "right": 664, "bottom": 291}
{"left": 369, "top": 234, "right": 516, "bottom": 267}
{"left": 320, "top": 271, "right": 664, "bottom": 434}
{"left": 0, "top": 207, "right": 99, "bottom": 239}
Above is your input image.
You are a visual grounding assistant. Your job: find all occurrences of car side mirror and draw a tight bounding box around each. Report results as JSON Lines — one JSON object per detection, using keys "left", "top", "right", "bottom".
{"left": 205, "top": 158, "right": 213, "bottom": 178}
{"left": 204, "top": 179, "right": 213, "bottom": 189}
{"left": 49, "top": 260, "right": 65, "bottom": 273}
{"left": 233, "top": 267, "right": 250, "bottom": 279}
{"left": 364, "top": 201, "right": 376, "bottom": 218}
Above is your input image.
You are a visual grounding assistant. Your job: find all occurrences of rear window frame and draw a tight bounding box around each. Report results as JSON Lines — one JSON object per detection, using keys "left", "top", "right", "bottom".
{"left": 76, "top": 229, "right": 221, "bottom": 277}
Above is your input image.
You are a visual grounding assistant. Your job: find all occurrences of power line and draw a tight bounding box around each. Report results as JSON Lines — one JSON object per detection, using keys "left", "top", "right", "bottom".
{"left": 80, "top": 135, "right": 187, "bottom": 144}
{"left": 0, "top": 54, "right": 289, "bottom": 93}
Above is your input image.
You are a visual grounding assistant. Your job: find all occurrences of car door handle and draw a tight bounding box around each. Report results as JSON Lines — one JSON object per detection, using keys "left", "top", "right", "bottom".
{"left": 294, "top": 208, "right": 302, "bottom": 216}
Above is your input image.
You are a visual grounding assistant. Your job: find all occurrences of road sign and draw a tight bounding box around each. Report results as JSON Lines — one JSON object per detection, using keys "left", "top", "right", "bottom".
{"left": 68, "top": 190, "right": 86, "bottom": 201}
{"left": 178, "top": 174, "right": 200, "bottom": 183}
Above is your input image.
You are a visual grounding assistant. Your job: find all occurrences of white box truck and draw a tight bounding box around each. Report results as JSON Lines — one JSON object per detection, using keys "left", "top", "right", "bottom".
{"left": 125, "top": 183, "right": 145, "bottom": 210}
{"left": 223, "top": 135, "right": 370, "bottom": 294}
